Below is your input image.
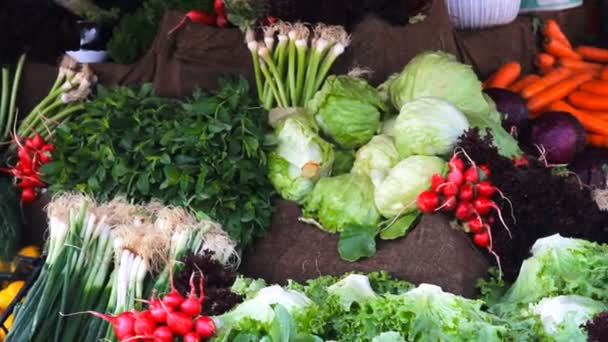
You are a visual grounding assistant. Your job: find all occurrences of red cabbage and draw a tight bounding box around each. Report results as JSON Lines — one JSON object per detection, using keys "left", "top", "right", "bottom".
{"left": 528, "top": 111, "right": 586, "bottom": 165}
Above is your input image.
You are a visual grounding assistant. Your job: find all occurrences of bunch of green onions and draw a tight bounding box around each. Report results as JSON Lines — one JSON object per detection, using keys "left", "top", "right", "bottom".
{"left": 246, "top": 22, "right": 350, "bottom": 109}
{"left": 6, "top": 195, "right": 238, "bottom": 342}
{"left": 16, "top": 55, "right": 96, "bottom": 142}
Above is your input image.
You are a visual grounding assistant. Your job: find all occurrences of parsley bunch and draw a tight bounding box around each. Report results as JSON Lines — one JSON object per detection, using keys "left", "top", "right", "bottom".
{"left": 42, "top": 77, "right": 274, "bottom": 248}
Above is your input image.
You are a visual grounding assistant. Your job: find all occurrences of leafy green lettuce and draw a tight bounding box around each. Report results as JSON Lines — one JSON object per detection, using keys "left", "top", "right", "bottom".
{"left": 390, "top": 97, "right": 469, "bottom": 158}
{"left": 303, "top": 173, "right": 382, "bottom": 261}
{"left": 268, "top": 114, "right": 335, "bottom": 204}
{"left": 307, "top": 75, "right": 387, "bottom": 149}
{"left": 387, "top": 51, "right": 521, "bottom": 157}
{"left": 351, "top": 135, "right": 400, "bottom": 188}
{"left": 374, "top": 156, "right": 447, "bottom": 218}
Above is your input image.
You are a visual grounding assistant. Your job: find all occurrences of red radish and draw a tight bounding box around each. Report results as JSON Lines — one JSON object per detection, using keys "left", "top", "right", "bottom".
{"left": 168, "top": 10, "right": 217, "bottom": 35}
{"left": 216, "top": 15, "right": 229, "bottom": 28}
{"left": 162, "top": 267, "right": 185, "bottom": 309}
{"left": 166, "top": 311, "right": 194, "bottom": 336}
{"left": 449, "top": 155, "right": 465, "bottom": 171}
{"left": 472, "top": 197, "right": 492, "bottom": 216}
{"left": 134, "top": 311, "right": 156, "bottom": 336}
{"left": 440, "top": 196, "right": 457, "bottom": 212}
{"left": 417, "top": 190, "right": 439, "bottom": 213}
{"left": 39, "top": 152, "right": 51, "bottom": 164}
{"left": 467, "top": 218, "right": 484, "bottom": 234}
{"left": 464, "top": 167, "right": 479, "bottom": 183}
{"left": 473, "top": 232, "right": 490, "bottom": 247}
{"left": 86, "top": 311, "right": 136, "bottom": 341}
{"left": 477, "top": 181, "right": 496, "bottom": 198}
{"left": 441, "top": 182, "right": 459, "bottom": 197}
{"left": 455, "top": 201, "right": 474, "bottom": 221}
{"left": 478, "top": 164, "right": 491, "bottom": 178}
{"left": 24, "top": 137, "right": 36, "bottom": 151}
{"left": 459, "top": 183, "right": 474, "bottom": 201}
{"left": 41, "top": 143, "right": 54, "bottom": 152}
{"left": 513, "top": 155, "right": 528, "bottom": 167}
{"left": 152, "top": 326, "right": 173, "bottom": 342}
{"left": 21, "top": 187, "right": 37, "bottom": 203}
{"left": 180, "top": 274, "right": 202, "bottom": 317}
{"left": 31, "top": 132, "right": 45, "bottom": 149}
{"left": 214, "top": 0, "right": 225, "bottom": 16}
{"left": 446, "top": 170, "right": 464, "bottom": 185}
{"left": 195, "top": 316, "right": 216, "bottom": 338}
{"left": 184, "top": 331, "right": 202, "bottom": 342}
{"left": 431, "top": 174, "right": 445, "bottom": 192}
{"left": 148, "top": 300, "right": 169, "bottom": 324}
{"left": 473, "top": 197, "right": 512, "bottom": 238}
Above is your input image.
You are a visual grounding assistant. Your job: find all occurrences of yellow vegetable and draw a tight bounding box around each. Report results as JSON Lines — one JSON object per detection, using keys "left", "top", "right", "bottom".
{"left": 0, "top": 281, "right": 24, "bottom": 309}
{"left": 0, "top": 314, "right": 13, "bottom": 339}
{"left": 17, "top": 246, "right": 40, "bottom": 258}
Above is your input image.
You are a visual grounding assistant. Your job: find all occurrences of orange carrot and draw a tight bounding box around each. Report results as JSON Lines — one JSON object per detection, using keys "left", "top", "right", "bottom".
{"left": 509, "top": 74, "right": 540, "bottom": 92}
{"left": 528, "top": 72, "right": 596, "bottom": 115}
{"left": 535, "top": 53, "right": 555, "bottom": 71}
{"left": 543, "top": 19, "right": 572, "bottom": 49}
{"left": 575, "top": 45, "right": 608, "bottom": 63}
{"left": 521, "top": 68, "right": 573, "bottom": 99}
{"left": 558, "top": 58, "right": 603, "bottom": 72}
{"left": 548, "top": 100, "right": 608, "bottom": 135}
{"left": 580, "top": 80, "right": 608, "bottom": 96}
{"left": 484, "top": 61, "right": 521, "bottom": 89}
{"left": 586, "top": 133, "right": 608, "bottom": 148}
{"left": 601, "top": 67, "right": 608, "bottom": 81}
{"left": 544, "top": 38, "right": 582, "bottom": 60}
{"left": 568, "top": 91, "right": 608, "bottom": 111}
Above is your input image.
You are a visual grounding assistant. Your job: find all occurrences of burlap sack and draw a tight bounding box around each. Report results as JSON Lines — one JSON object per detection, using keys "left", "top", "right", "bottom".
{"left": 240, "top": 200, "right": 489, "bottom": 298}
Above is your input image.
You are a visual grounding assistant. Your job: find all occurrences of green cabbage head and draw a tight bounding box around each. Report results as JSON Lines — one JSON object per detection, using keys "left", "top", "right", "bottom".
{"left": 374, "top": 155, "right": 447, "bottom": 218}
{"left": 351, "top": 135, "right": 400, "bottom": 187}
{"left": 387, "top": 51, "right": 521, "bottom": 157}
{"left": 390, "top": 97, "right": 469, "bottom": 158}
{"left": 268, "top": 115, "right": 335, "bottom": 204}
{"left": 307, "top": 75, "right": 387, "bottom": 149}
{"left": 303, "top": 173, "right": 380, "bottom": 233}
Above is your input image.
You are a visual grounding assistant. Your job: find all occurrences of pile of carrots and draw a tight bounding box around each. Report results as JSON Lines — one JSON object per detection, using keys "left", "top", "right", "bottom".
{"left": 483, "top": 19, "right": 608, "bottom": 148}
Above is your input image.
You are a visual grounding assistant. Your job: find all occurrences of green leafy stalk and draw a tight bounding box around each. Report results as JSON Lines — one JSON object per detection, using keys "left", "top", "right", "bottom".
{"left": 260, "top": 61, "right": 285, "bottom": 108}
{"left": 314, "top": 44, "right": 346, "bottom": 91}
{"left": 303, "top": 39, "right": 332, "bottom": 104}
{"left": 295, "top": 41, "right": 308, "bottom": 106}
{"left": 260, "top": 49, "right": 289, "bottom": 108}
{"left": 287, "top": 33, "right": 297, "bottom": 106}
{"left": 4, "top": 54, "right": 26, "bottom": 140}
{"left": 274, "top": 36, "right": 289, "bottom": 104}
{"left": 249, "top": 42, "right": 265, "bottom": 104}
{"left": 0, "top": 68, "right": 9, "bottom": 139}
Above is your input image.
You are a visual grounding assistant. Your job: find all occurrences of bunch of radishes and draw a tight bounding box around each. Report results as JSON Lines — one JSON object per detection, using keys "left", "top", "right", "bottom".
{"left": 0, "top": 131, "right": 53, "bottom": 204}
{"left": 87, "top": 274, "right": 215, "bottom": 342}
{"left": 416, "top": 149, "right": 514, "bottom": 272}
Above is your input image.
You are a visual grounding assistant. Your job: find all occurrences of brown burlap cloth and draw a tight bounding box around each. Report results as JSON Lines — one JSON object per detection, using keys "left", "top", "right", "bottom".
{"left": 18, "top": 0, "right": 586, "bottom": 297}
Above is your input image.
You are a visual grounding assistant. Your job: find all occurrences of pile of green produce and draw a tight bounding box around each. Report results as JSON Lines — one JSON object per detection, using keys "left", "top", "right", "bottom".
{"left": 6, "top": 194, "right": 239, "bottom": 341}
{"left": 266, "top": 51, "right": 522, "bottom": 261}
{"left": 205, "top": 234, "right": 608, "bottom": 341}
{"left": 41, "top": 78, "right": 273, "bottom": 248}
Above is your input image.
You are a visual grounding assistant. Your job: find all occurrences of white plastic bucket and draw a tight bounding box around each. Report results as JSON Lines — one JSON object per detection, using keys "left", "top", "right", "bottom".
{"left": 446, "top": 0, "right": 522, "bottom": 29}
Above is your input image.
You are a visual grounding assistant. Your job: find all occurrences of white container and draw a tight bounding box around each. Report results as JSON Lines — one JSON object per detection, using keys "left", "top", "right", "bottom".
{"left": 520, "top": 0, "right": 582, "bottom": 13}
{"left": 446, "top": 0, "right": 522, "bottom": 30}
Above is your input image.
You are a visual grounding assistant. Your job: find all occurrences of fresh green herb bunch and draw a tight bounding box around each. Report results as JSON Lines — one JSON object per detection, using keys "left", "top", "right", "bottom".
{"left": 42, "top": 77, "right": 274, "bottom": 248}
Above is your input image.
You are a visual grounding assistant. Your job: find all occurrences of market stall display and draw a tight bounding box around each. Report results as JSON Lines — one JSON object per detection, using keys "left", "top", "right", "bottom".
{"left": 1, "top": 0, "right": 608, "bottom": 340}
